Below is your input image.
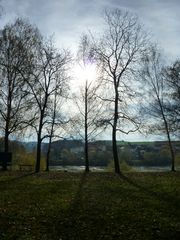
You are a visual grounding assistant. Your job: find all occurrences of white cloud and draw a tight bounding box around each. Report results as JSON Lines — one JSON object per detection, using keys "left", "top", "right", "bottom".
{"left": 1, "top": 0, "right": 179, "bottom": 60}
{"left": 0, "top": 0, "right": 180, "bottom": 141}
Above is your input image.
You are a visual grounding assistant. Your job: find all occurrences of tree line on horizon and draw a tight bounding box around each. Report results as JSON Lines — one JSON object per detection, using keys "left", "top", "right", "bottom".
{"left": 0, "top": 8, "right": 179, "bottom": 173}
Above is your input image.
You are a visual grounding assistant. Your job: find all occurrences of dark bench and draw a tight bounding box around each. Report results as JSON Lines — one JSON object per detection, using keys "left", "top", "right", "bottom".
{"left": 0, "top": 152, "right": 12, "bottom": 170}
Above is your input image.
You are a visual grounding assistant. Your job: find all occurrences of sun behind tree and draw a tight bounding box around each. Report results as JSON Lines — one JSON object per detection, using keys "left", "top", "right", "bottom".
{"left": 73, "top": 60, "right": 97, "bottom": 86}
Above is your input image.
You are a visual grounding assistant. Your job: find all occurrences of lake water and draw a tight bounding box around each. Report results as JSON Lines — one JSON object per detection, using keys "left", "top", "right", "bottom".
{"left": 49, "top": 165, "right": 106, "bottom": 172}
{"left": 49, "top": 165, "right": 173, "bottom": 172}
{"left": 134, "top": 166, "right": 171, "bottom": 172}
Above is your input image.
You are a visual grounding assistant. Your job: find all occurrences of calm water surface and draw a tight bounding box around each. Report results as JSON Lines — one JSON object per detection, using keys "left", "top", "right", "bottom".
{"left": 49, "top": 165, "right": 173, "bottom": 172}
{"left": 49, "top": 165, "right": 106, "bottom": 172}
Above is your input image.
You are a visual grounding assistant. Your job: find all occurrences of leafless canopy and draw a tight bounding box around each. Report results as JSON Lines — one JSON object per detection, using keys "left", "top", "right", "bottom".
{"left": 0, "top": 18, "right": 41, "bottom": 151}
{"left": 85, "top": 8, "right": 148, "bottom": 173}
{"left": 90, "top": 9, "right": 147, "bottom": 133}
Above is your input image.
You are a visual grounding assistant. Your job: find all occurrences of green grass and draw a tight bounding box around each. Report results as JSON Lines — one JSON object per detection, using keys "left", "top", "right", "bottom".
{"left": 0, "top": 171, "right": 180, "bottom": 240}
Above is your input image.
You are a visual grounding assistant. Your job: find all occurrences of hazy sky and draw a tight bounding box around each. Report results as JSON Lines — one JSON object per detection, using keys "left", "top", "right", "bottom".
{"left": 1, "top": 0, "right": 180, "bottom": 61}
{"left": 1, "top": 0, "right": 179, "bottom": 141}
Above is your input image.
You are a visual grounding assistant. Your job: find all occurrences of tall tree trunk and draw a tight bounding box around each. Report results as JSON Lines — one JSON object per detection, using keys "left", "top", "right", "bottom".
{"left": 3, "top": 95, "right": 11, "bottom": 170}
{"left": 167, "top": 133, "right": 175, "bottom": 172}
{"left": 159, "top": 99, "right": 175, "bottom": 171}
{"left": 3, "top": 119, "right": 10, "bottom": 170}
{"left": 164, "top": 119, "right": 175, "bottom": 171}
{"left": 2, "top": 134, "right": 9, "bottom": 171}
{"left": 112, "top": 92, "right": 120, "bottom": 174}
{"left": 46, "top": 90, "right": 57, "bottom": 172}
{"left": 4, "top": 130, "right": 9, "bottom": 153}
{"left": 45, "top": 148, "right": 50, "bottom": 172}
{"left": 85, "top": 81, "right": 89, "bottom": 172}
{"left": 35, "top": 109, "right": 45, "bottom": 172}
{"left": 46, "top": 138, "right": 52, "bottom": 172}
{"left": 84, "top": 131, "right": 89, "bottom": 172}
{"left": 36, "top": 114, "right": 43, "bottom": 173}
{"left": 112, "top": 124, "right": 120, "bottom": 174}
{"left": 35, "top": 133, "right": 41, "bottom": 173}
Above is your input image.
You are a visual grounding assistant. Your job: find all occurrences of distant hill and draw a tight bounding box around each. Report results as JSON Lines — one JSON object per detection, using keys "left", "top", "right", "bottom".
{"left": 51, "top": 139, "right": 84, "bottom": 150}
{"left": 2, "top": 139, "right": 179, "bottom": 168}
{"left": 21, "top": 141, "right": 48, "bottom": 152}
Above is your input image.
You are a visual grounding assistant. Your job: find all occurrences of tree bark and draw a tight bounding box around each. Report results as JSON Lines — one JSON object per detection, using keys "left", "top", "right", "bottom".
{"left": 3, "top": 113, "right": 10, "bottom": 170}
{"left": 4, "top": 133, "right": 9, "bottom": 153}
{"left": 112, "top": 126, "right": 120, "bottom": 174}
{"left": 35, "top": 94, "right": 48, "bottom": 172}
{"left": 112, "top": 92, "right": 120, "bottom": 174}
{"left": 164, "top": 118, "right": 175, "bottom": 171}
{"left": 36, "top": 112, "right": 44, "bottom": 173}
{"left": 2, "top": 133, "right": 9, "bottom": 171}
{"left": 159, "top": 99, "right": 175, "bottom": 171}
{"left": 84, "top": 135, "right": 89, "bottom": 172}
{"left": 84, "top": 82, "right": 89, "bottom": 172}
{"left": 46, "top": 138, "right": 52, "bottom": 172}
{"left": 35, "top": 132, "right": 41, "bottom": 173}
{"left": 2, "top": 88, "right": 12, "bottom": 170}
{"left": 167, "top": 133, "right": 175, "bottom": 172}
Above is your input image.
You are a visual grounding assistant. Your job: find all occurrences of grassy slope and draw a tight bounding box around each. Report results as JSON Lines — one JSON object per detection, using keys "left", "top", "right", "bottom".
{"left": 0, "top": 171, "right": 180, "bottom": 240}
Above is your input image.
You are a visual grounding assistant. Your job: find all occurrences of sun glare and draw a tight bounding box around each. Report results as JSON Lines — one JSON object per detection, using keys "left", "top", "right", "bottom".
{"left": 73, "top": 63, "right": 97, "bottom": 86}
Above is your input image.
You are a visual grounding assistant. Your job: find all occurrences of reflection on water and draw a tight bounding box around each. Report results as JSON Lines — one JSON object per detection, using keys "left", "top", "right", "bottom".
{"left": 49, "top": 165, "right": 174, "bottom": 172}
{"left": 134, "top": 166, "right": 171, "bottom": 172}
{"left": 49, "top": 165, "right": 106, "bottom": 172}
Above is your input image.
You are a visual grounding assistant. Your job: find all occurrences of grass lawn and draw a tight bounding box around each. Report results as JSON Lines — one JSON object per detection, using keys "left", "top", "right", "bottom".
{"left": 0, "top": 171, "right": 180, "bottom": 240}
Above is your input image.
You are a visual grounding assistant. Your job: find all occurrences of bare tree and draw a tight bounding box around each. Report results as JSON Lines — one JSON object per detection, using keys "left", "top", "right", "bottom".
{"left": 44, "top": 88, "right": 58, "bottom": 172}
{"left": 141, "top": 45, "right": 176, "bottom": 171}
{"left": 24, "top": 39, "right": 71, "bottom": 172}
{"left": 164, "top": 60, "right": 180, "bottom": 137}
{"left": 88, "top": 9, "right": 147, "bottom": 174}
{"left": 71, "top": 36, "right": 104, "bottom": 172}
{"left": 72, "top": 80, "right": 104, "bottom": 172}
{"left": 0, "top": 18, "right": 40, "bottom": 170}
{"left": 44, "top": 80, "right": 69, "bottom": 172}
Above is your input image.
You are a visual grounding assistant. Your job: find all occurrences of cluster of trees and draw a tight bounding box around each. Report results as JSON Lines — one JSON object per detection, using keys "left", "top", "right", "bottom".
{"left": 50, "top": 147, "right": 111, "bottom": 167}
{"left": 140, "top": 47, "right": 180, "bottom": 171}
{"left": 0, "top": 9, "right": 179, "bottom": 173}
{"left": 0, "top": 19, "right": 70, "bottom": 171}
{"left": 0, "top": 138, "right": 44, "bottom": 170}
{"left": 117, "top": 144, "right": 172, "bottom": 167}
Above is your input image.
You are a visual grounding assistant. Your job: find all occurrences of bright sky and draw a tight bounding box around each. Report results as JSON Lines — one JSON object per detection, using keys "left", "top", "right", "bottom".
{"left": 1, "top": 0, "right": 179, "bottom": 141}
{"left": 1, "top": 0, "right": 180, "bottom": 60}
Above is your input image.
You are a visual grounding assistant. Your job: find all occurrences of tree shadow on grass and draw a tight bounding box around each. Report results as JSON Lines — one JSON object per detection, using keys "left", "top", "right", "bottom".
{"left": 69, "top": 171, "right": 87, "bottom": 211}
{"left": 120, "top": 173, "right": 176, "bottom": 202}
{"left": 120, "top": 173, "right": 180, "bottom": 238}
{"left": 53, "top": 172, "right": 89, "bottom": 240}
{"left": 0, "top": 171, "right": 36, "bottom": 189}
{"left": 120, "top": 173, "right": 180, "bottom": 217}
{"left": 50, "top": 173, "right": 87, "bottom": 240}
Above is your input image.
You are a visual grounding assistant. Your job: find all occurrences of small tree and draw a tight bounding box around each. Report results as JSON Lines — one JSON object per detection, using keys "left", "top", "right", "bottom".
{"left": 72, "top": 80, "right": 104, "bottom": 172}
{"left": 71, "top": 35, "right": 104, "bottom": 172}
{"left": 141, "top": 45, "right": 175, "bottom": 171}
{"left": 22, "top": 39, "right": 71, "bottom": 172}
{"left": 44, "top": 81, "right": 69, "bottom": 172}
